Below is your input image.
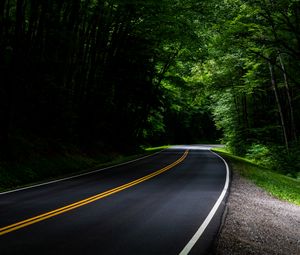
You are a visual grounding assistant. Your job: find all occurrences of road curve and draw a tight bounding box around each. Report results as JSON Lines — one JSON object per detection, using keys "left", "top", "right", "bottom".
{"left": 0, "top": 145, "right": 229, "bottom": 255}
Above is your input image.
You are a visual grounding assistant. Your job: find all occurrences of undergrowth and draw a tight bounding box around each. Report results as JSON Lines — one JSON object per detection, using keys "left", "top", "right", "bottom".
{"left": 0, "top": 145, "right": 165, "bottom": 192}
{"left": 213, "top": 148, "right": 300, "bottom": 206}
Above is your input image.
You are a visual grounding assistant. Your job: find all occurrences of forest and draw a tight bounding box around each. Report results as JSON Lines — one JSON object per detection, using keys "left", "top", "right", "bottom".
{"left": 0, "top": 0, "right": 300, "bottom": 186}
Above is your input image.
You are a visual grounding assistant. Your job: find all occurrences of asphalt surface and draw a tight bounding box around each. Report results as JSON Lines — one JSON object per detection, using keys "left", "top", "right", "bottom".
{"left": 0, "top": 145, "right": 228, "bottom": 255}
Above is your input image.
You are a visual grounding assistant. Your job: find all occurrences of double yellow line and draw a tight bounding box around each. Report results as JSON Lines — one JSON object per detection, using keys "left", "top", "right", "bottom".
{"left": 0, "top": 150, "right": 189, "bottom": 236}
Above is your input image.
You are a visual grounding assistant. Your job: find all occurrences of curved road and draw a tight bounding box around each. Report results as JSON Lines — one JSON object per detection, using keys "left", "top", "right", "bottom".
{"left": 0, "top": 145, "right": 229, "bottom": 255}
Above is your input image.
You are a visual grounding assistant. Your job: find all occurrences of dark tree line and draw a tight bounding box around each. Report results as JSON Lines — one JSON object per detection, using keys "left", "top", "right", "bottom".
{"left": 0, "top": 0, "right": 214, "bottom": 159}
{"left": 0, "top": 0, "right": 162, "bottom": 155}
{"left": 4, "top": 0, "right": 299, "bottom": 177}
{"left": 1, "top": 0, "right": 299, "bottom": 179}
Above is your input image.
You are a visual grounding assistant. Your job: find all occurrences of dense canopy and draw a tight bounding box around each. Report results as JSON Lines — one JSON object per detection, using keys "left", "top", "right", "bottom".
{"left": 0, "top": 0, "right": 299, "bottom": 178}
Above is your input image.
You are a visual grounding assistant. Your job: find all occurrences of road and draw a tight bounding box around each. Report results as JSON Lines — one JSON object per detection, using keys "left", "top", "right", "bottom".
{"left": 0, "top": 145, "right": 229, "bottom": 255}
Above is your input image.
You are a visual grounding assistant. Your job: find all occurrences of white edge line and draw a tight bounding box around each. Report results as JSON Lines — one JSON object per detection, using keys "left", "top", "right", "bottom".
{"left": 0, "top": 149, "right": 167, "bottom": 195}
{"left": 179, "top": 149, "right": 230, "bottom": 255}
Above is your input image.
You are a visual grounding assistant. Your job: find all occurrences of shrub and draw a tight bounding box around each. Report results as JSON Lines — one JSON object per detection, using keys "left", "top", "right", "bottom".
{"left": 246, "top": 143, "right": 274, "bottom": 168}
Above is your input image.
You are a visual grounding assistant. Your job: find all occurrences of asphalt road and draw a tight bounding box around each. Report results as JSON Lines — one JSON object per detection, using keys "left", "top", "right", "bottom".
{"left": 0, "top": 145, "right": 229, "bottom": 255}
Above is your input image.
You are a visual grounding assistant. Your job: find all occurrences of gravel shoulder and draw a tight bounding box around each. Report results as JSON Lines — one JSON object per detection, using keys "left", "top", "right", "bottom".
{"left": 215, "top": 170, "right": 300, "bottom": 255}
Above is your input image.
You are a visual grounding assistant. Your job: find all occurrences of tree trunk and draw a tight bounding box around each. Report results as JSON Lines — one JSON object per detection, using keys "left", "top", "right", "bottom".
{"left": 268, "top": 61, "right": 289, "bottom": 151}
{"left": 278, "top": 53, "right": 297, "bottom": 142}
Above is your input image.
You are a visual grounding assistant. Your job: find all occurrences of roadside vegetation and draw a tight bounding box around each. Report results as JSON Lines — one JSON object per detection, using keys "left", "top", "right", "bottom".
{"left": 213, "top": 148, "right": 300, "bottom": 206}
{"left": 0, "top": 146, "right": 165, "bottom": 193}
{"left": 144, "top": 145, "right": 171, "bottom": 151}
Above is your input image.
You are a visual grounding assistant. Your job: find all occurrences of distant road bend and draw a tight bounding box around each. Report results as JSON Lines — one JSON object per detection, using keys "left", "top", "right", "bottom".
{"left": 0, "top": 145, "right": 229, "bottom": 255}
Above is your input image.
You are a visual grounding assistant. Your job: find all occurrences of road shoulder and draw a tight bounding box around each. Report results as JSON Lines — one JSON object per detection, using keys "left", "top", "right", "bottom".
{"left": 215, "top": 170, "right": 300, "bottom": 255}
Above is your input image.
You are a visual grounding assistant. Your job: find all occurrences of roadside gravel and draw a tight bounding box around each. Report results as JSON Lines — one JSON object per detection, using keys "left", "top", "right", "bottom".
{"left": 215, "top": 171, "right": 300, "bottom": 255}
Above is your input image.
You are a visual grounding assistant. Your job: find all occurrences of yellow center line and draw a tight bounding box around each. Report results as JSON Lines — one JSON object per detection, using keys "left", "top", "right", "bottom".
{"left": 0, "top": 150, "right": 189, "bottom": 236}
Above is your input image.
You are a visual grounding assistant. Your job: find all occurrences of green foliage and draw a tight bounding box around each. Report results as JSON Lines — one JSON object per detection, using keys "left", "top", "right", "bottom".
{"left": 245, "top": 144, "right": 274, "bottom": 168}
{"left": 197, "top": 0, "right": 300, "bottom": 179}
{"left": 270, "top": 145, "right": 300, "bottom": 177}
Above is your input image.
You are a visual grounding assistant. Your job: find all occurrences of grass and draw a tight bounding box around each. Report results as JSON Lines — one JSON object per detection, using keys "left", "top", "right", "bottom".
{"left": 143, "top": 145, "right": 171, "bottom": 151}
{"left": 0, "top": 146, "right": 167, "bottom": 193}
{"left": 212, "top": 147, "right": 300, "bottom": 206}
